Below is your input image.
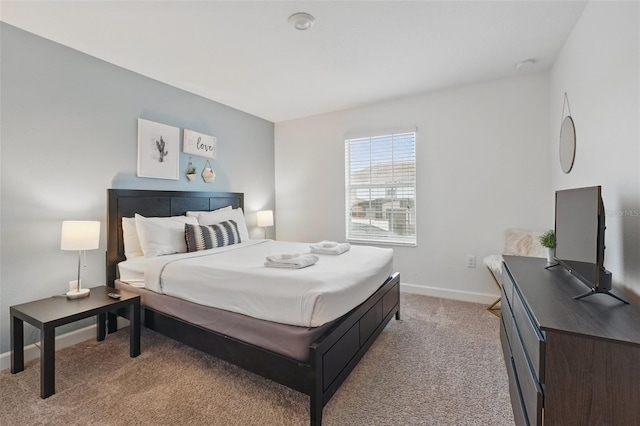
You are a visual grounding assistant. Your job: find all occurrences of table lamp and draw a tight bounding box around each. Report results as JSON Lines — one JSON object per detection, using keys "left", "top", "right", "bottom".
{"left": 257, "top": 210, "right": 274, "bottom": 239}
{"left": 61, "top": 221, "right": 100, "bottom": 299}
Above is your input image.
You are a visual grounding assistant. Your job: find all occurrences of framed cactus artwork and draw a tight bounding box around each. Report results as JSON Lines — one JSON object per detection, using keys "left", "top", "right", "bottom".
{"left": 137, "top": 118, "right": 180, "bottom": 180}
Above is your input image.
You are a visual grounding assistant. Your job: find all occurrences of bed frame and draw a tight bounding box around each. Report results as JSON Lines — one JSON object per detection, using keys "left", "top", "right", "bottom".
{"left": 106, "top": 189, "right": 400, "bottom": 425}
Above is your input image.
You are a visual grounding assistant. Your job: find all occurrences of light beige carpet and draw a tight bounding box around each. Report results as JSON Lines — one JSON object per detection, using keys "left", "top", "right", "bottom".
{"left": 0, "top": 293, "right": 513, "bottom": 425}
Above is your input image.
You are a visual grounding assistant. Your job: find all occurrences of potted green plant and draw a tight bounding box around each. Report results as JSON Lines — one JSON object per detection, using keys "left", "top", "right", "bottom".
{"left": 186, "top": 158, "right": 197, "bottom": 181}
{"left": 539, "top": 229, "right": 555, "bottom": 262}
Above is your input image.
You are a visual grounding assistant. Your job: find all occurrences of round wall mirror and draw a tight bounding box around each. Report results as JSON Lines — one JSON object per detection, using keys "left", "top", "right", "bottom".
{"left": 559, "top": 116, "right": 576, "bottom": 173}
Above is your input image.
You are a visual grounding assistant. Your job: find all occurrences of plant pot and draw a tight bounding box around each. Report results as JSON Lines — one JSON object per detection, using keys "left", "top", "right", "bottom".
{"left": 545, "top": 247, "right": 554, "bottom": 263}
{"left": 186, "top": 173, "right": 196, "bottom": 181}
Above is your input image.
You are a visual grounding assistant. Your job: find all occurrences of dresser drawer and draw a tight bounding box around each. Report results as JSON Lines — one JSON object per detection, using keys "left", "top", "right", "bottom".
{"left": 502, "top": 266, "right": 515, "bottom": 309}
{"left": 506, "top": 356, "right": 529, "bottom": 426}
{"left": 501, "top": 289, "right": 515, "bottom": 353}
{"left": 512, "top": 288, "right": 545, "bottom": 382}
{"left": 512, "top": 328, "right": 543, "bottom": 426}
{"left": 500, "top": 314, "right": 511, "bottom": 359}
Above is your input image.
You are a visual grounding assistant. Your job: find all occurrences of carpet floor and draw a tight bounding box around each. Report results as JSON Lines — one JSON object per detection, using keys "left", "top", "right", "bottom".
{"left": 0, "top": 293, "right": 514, "bottom": 425}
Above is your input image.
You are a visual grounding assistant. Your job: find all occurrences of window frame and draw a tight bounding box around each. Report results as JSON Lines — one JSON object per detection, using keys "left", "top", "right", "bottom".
{"left": 344, "top": 131, "right": 417, "bottom": 246}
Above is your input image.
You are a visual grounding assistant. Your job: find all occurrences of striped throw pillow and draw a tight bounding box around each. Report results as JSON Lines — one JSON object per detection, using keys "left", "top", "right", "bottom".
{"left": 185, "top": 221, "right": 241, "bottom": 252}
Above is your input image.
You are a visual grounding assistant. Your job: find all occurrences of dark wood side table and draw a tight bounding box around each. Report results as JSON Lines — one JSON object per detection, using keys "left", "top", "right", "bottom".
{"left": 10, "top": 286, "right": 140, "bottom": 398}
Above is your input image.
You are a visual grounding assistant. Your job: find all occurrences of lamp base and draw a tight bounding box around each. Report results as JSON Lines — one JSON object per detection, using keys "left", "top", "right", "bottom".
{"left": 66, "top": 288, "right": 90, "bottom": 299}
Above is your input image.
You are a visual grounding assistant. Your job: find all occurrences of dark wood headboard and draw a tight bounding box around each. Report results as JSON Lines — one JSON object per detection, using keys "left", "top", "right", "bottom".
{"left": 107, "top": 189, "right": 244, "bottom": 286}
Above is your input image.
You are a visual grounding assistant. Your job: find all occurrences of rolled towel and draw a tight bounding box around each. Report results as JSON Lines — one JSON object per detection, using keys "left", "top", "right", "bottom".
{"left": 265, "top": 253, "right": 319, "bottom": 269}
{"left": 310, "top": 241, "right": 351, "bottom": 255}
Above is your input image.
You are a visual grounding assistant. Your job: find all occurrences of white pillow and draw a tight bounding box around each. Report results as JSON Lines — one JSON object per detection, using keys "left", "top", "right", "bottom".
{"left": 186, "top": 205, "right": 232, "bottom": 218}
{"left": 195, "top": 208, "right": 249, "bottom": 242}
{"left": 134, "top": 214, "right": 198, "bottom": 257}
{"left": 122, "top": 217, "right": 143, "bottom": 259}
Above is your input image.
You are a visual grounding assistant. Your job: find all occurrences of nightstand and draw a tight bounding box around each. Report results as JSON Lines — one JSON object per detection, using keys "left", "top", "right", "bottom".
{"left": 10, "top": 286, "right": 140, "bottom": 398}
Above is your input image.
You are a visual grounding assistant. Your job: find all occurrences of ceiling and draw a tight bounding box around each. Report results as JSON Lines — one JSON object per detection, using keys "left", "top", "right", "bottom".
{"left": 1, "top": 1, "right": 587, "bottom": 123}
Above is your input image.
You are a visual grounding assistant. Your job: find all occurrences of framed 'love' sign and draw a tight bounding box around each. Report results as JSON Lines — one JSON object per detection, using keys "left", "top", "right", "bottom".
{"left": 183, "top": 129, "right": 217, "bottom": 159}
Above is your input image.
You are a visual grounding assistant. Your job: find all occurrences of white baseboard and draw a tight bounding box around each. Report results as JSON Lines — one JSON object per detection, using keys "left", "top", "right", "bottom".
{"left": 401, "top": 282, "right": 499, "bottom": 305}
{"left": 0, "top": 317, "right": 129, "bottom": 372}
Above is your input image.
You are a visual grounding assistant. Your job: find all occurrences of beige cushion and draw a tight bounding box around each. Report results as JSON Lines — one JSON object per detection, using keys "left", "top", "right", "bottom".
{"left": 503, "top": 228, "right": 544, "bottom": 258}
{"left": 483, "top": 228, "right": 546, "bottom": 288}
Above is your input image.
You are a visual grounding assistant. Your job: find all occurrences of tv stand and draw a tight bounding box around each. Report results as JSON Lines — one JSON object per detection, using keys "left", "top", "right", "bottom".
{"left": 574, "top": 287, "right": 630, "bottom": 304}
{"left": 500, "top": 255, "right": 640, "bottom": 426}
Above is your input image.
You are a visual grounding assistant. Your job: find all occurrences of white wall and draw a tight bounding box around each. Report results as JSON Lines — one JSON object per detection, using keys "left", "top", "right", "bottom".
{"left": 549, "top": 1, "right": 640, "bottom": 294}
{"left": 275, "top": 72, "right": 551, "bottom": 301}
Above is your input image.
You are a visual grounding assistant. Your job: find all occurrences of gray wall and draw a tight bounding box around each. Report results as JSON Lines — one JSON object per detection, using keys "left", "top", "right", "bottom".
{"left": 0, "top": 23, "right": 275, "bottom": 353}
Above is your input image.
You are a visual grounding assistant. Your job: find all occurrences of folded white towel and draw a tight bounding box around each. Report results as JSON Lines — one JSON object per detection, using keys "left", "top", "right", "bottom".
{"left": 310, "top": 241, "right": 351, "bottom": 255}
{"left": 264, "top": 253, "right": 319, "bottom": 269}
{"left": 266, "top": 252, "right": 300, "bottom": 262}
{"left": 310, "top": 240, "right": 336, "bottom": 249}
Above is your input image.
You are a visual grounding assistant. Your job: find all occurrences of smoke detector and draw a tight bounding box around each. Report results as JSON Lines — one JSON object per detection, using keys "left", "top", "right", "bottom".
{"left": 289, "top": 13, "right": 315, "bottom": 31}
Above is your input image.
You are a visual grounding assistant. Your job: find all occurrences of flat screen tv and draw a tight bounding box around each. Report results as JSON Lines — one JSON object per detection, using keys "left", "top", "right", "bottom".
{"left": 553, "top": 186, "right": 628, "bottom": 303}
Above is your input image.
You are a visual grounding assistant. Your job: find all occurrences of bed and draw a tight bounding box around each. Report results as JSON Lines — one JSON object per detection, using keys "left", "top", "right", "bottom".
{"left": 106, "top": 189, "right": 401, "bottom": 425}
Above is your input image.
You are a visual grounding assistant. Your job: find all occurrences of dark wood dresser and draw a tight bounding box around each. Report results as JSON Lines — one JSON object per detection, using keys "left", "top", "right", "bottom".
{"left": 500, "top": 255, "right": 640, "bottom": 426}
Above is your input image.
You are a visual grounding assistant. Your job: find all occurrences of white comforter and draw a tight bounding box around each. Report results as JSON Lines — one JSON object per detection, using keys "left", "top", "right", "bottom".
{"left": 139, "top": 240, "right": 393, "bottom": 327}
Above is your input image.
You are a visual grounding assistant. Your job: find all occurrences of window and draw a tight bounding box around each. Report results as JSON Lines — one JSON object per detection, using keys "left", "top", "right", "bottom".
{"left": 345, "top": 131, "right": 416, "bottom": 245}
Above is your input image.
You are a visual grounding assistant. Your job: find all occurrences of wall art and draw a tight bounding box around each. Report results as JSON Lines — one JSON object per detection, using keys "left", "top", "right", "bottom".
{"left": 137, "top": 118, "right": 180, "bottom": 180}
{"left": 183, "top": 128, "right": 217, "bottom": 159}
{"left": 202, "top": 160, "right": 216, "bottom": 183}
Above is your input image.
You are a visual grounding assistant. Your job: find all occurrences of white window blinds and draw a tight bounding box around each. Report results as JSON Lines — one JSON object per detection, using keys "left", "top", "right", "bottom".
{"left": 345, "top": 132, "right": 416, "bottom": 245}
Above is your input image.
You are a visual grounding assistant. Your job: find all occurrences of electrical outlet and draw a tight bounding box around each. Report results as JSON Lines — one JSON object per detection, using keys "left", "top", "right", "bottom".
{"left": 466, "top": 255, "right": 476, "bottom": 268}
{"left": 69, "top": 280, "right": 81, "bottom": 291}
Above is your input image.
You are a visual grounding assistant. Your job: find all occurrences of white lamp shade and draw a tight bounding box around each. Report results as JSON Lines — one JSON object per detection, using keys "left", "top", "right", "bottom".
{"left": 61, "top": 221, "right": 100, "bottom": 250}
{"left": 257, "top": 210, "right": 274, "bottom": 227}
